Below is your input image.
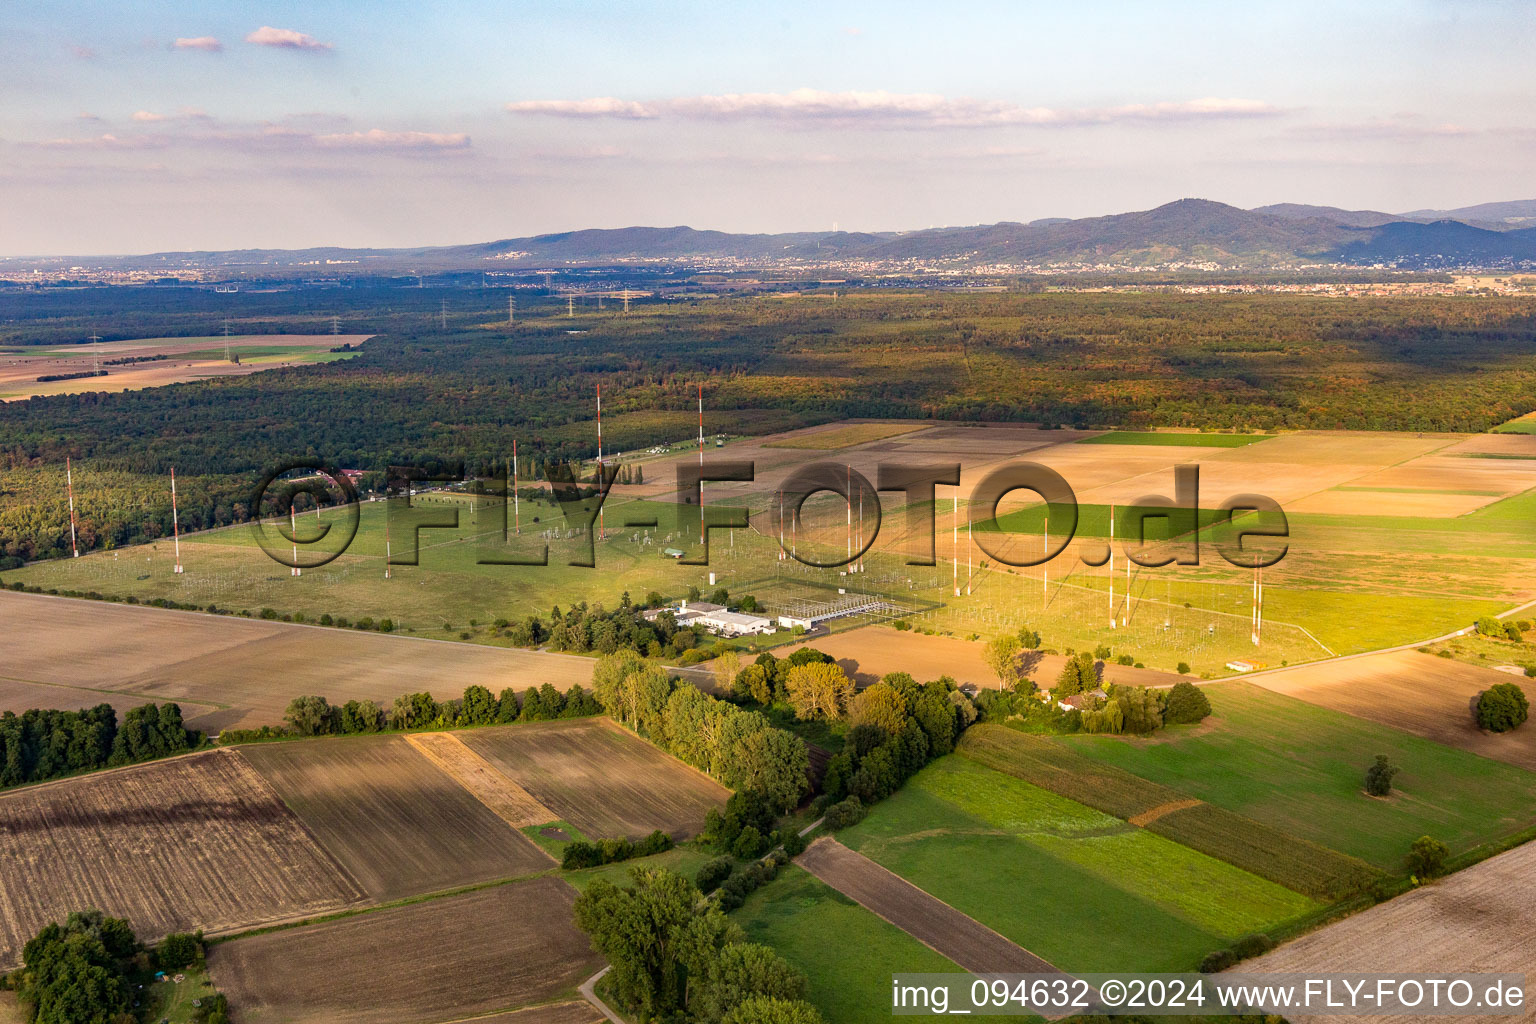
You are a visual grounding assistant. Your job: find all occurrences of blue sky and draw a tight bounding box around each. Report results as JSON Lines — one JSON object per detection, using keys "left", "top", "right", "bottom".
{"left": 2, "top": 0, "right": 1533, "bottom": 255}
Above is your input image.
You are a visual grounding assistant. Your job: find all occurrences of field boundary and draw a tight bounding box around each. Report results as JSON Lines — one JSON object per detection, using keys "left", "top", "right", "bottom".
{"left": 797, "top": 837, "right": 1062, "bottom": 976}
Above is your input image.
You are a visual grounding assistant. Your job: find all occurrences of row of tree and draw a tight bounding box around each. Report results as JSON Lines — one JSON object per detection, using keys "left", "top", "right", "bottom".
{"left": 593, "top": 651, "right": 810, "bottom": 812}
{"left": 821, "top": 674, "right": 977, "bottom": 807}
{"left": 574, "top": 867, "right": 824, "bottom": 1023}
{"left": 0, "top": 703, "right": 200, "bottom": 790}
{"left": 261, "top": 683, "right": 603, "bottom": 741}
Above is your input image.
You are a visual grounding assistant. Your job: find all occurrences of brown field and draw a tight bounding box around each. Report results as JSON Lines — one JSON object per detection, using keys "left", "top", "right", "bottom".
{"left": 0, "top": 749, "right": 363, "bottom": 967}
{"left": 209, "top": 876, "right": 602, "bottom": 1024}
{"left": 460, "top": 718, "right": 729, "bottom": 840}
{"left": 0, "top": 334, "right": 368, "bottom": 401}
{"left": 763, "top": 420, "right": 931, "bottom": 449}
{"left": 1253, "top": 650, "right": 1536, "bottom": 771}
{"left": 0, "top": 676, "right": 225, "bottom": 730}
{"left": 441, "top": 1003, "right": 602, "bottom": 1024}
{"left": 403, "top": 732, "right": 556, "bottom": 828}
{"left": 237, "top": 735, "right": 553, "bottom": 900}
{"left": 774, "top": 625, "right": 1184, "bottom": 690}
{"left": 0, "top": 590, "right": 594, "bottom": 733}
{"left": 1245, "top": 840, "right": 1536, "bottom": 1024}
{"left": 797, "top": 837, "right": 1060, "bottom": 974}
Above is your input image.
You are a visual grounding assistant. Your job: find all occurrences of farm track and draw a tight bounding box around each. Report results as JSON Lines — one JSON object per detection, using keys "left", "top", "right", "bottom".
{"left": 797, "top": 837, "right": 1061, "bottom": 976}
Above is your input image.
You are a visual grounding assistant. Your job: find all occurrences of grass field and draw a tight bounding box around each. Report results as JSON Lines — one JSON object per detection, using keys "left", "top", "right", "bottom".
{"left": 1055, "top": 682, "right": 1536, "bottom": 867}
{"left": 0, "top": 749, "right": 363, "bottom": 966}
{"left": 236, "top": 734, "right": 554, "bottom": 900}
{"left": 208, "top": 876, "right": 601, "bottom": 1024}
{"left": 460, "top": 718, "right": 729, "bottom": 840}
{"left": 763, "top": 421, "right": 931, "bottom": 449}
{"left": 1077, "top": 431, "right": 1270, "bottom": 447}
{"left": 145, "top": 967, "right": 220, "bottom": 1024}
{"left": 836, "top": 757, "right": 1317, "bottom": 972}
{"left": 733, "top": 866, "right": 966, "bottom": 1024}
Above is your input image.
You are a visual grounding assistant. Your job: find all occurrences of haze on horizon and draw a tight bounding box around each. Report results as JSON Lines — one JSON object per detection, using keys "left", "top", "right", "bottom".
{"left": 2, "top": 0, "right": 1534, "bottom": 257}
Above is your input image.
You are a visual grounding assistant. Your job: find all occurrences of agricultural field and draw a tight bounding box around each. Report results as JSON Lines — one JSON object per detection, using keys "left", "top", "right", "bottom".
{"left": 236, "top": 734, "right": 554, "bottom": 900}
{"left": 1054, "top": 681, "right": 1536, "bottom": 867}
{"left": 763, "top": 420, "right": 931, "bottom": 449}
{"left": 0, "top": 334, "right": 366, "bottom": 401}
{"left": 0, "top": 749, "right": 364, "bottom": 966}
{"left": 1253, "top": 649, "right": 1536, "bottom": 771}
{"left": 957, "top": 724, "right": 1379, "bottom": 900}
{"left": 459, "top": 717, "right": 730, "bottom": 840}
{"left": 733, "top": 865, "right": 965, "bottom": 1024}
{"left": 13, "top": 422, "right": 1536, "bottom": 675}
{"left": 208, "top": 876, "right": 602, "bottom": 1024}
{"left": 0, "top": 589, "right": 594, "bottom": 734}
{"left": 1245, "top": 839, "right": 1536, "bottom": 1024}
{"left": 835, "top": 756, "right": 1319, "bottom": 972}
{"left": 1076, "top": 430, "right": 1269, "bottom": 447}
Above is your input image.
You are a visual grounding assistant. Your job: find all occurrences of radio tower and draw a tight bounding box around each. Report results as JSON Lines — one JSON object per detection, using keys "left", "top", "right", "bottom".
{"left": 1043, "top": 517, "right": 1049, "bottom": 602}
{"left": 508, "top": 296, "right": 516, "bottom": 325}
{"left": 384, "top": 489, "right": 392, "bottom": 579}
{"left": 952, "top": 494, "right": 960, "bottom": 597}
{"left": 511, "top": 440, "right": 520, "bottom": 535}
{"left": 440, "top": 299, "right": 448, "bottom": 330}
{"left": 222, "top": 320, "right": 233, "bottom": 362}
{"left": 65, "top": 457, "right": 80, "bottom": 558}
{"left": 290, "top": 502, "right": 301, "bottom": 576}
{"left": 171, "top": 467, "right": 183, "bottom": 574}
{"left": 89, "top": 333, "right": 102, "bottom": 373}
{"left": 1109, "top": 504, "right": 1116, "bottom": 629}
{"left": 330, "top": 315, "right": 340, "bottom": 336}
{"left": 596, "top": 383, "right": 605, "bottom": 539}
{"left": 697, "top": 383, "right": 706, "bottom": 544}
{"left": 568, "top": 296, "right": 575, "bottom": 318}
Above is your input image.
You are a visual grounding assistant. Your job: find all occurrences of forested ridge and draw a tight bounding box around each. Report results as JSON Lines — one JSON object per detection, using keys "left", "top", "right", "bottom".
{"left": 3, "top": 287, "right": 1536, "bottom": 560}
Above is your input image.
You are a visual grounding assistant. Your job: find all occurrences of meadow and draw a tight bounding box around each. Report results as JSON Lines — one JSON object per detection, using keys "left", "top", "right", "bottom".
{"left": 732, "top": 866, "right": 966, "bottom": 1024}
{"left": 1055, "top": 681, "right": 1536, "bottom": 867}
{"left": 835, "top": 756, "right": 1318, "bottom": 972}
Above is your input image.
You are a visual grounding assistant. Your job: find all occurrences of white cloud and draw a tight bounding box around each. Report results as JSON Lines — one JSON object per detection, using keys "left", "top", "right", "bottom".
{"left": 505, "top": 97, "right": 654, "bottom": 119}
{"left": 245, "top": 26, "right": 333, "bottom": 51}
{"left": 132, "top": 111, "right": 167, "bottom": 122}
{"left": 39, "top": 133, "right": 168, "bottom": 150}
{"left": 173, "top": 36, "right": 223, "bottom": 52}
{"left": 315, "top": 129, "right": 470, "bottom": 150}
{"left": 505, "top": 89, "right": 1282, "bottom": 128}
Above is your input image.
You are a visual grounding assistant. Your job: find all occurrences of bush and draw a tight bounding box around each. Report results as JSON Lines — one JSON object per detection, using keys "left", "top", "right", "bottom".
{"left": 780, "top": 828, "right": 807, "bottom": 857}
{"left": 1199, "top": 949, "right": 1237, "bottom": 973}
{"left": 155, "top": 931, "right": 202, "bottom": 970}
{"left": 1230, "top": 933, "right": 1274, "bottom": 959}
{"left": 1506, "top": 623, "right": 1524, "bottom": 642}
{"left": 1475, "top": 616, "right": 1505, "bottom": 637}
{"left": 1406, "top": 835, "right": 1449, "bottom": 879}
{"left": 696, "top": 856, "right": 734, "bottom": 894}
{"left": 733, "top": 825, "right": 765, "bottom": 859}
{"left": 1364, "top": 754, "right": 1399, "bottom": 796}
{"left": 822, "top": 796, "right": 866, "bottom": 830}
{"left": 1163, "top": 681, "right": 1212, "bottom": 724}
{"left": 1476, "top": 683, "right": 1530, "bottom": 732}
{"left": 1176, "top": 661, "right": 1191, "bottom": 675}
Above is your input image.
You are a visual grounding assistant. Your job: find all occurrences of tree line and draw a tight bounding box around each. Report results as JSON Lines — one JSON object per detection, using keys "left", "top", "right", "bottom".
{"left": 0, "top": 702, "right": 200, "bottom": 791}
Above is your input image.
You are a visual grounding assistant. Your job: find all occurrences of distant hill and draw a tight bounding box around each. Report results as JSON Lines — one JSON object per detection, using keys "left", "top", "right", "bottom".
{"left": 21, "top": 197, "right": 1536, "bottom": 274}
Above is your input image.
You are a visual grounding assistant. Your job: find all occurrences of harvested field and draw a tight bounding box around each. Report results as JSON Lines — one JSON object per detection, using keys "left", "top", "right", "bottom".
{"left": 238, "top": 735, "right": 552, "bottom": 900}
{"left": 797, "top": 837, "right": 1059, "bottom": 975}
{"left": 209, "top": 876, "right": 602, "bottom": 1024}
{"left": 0, "top": 590, "right": 594, "bottom": 734}
{"left": 0, "top": 676, "right": 224, "bottom": 730}
{"left": 1245, "top": 840, "right": 1536, "bottom": 1024}
{"left": 1253, "top": 649, "right": 1536, "bottom": 771}
{"left": 1077, "top": 431, "right": 1267, "bottom": 447}
{"left": 0, "top": 334, "right": 367, "bottom": 401}
{"left": 460, "top": 718, "right": 729, "bottom": 840}
{"left": 442, "top": 1003, "right": 602, "bottom": 1024}
{"left": 0, "top": 749, "right": 363, "bottom": 966}
{"left": 404, "top": 732, "right": 556, "bottom": 828}
{"left": 958, "top": 725, "right": 1378, "bottom": 900}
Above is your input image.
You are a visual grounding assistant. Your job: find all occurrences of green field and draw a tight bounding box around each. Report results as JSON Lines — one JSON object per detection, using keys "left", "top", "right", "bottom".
{"left": 1078, "top": 431, "right": 1270, "bottom": 447}
{"left": 734, "top": 866, "right": 967, "bottom": 1024}
{"left": 1056, "top": 682, "right": 1536, "bottom": 867}
{"left": 836, "top": 757, "right": 1316, "bottom": 972}
{"left": 145, "top": 966, "right": 221, "bottom": 1023}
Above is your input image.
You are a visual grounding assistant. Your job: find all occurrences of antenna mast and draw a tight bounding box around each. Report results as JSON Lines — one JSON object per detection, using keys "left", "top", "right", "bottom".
{"left": 290, "top": 501, "right": 301, "bottom": 577}
{"left": 1109, "top": 504, "right": 1116, "bottom": 629}
{"left": 698, "top": 383, "right": 706, "bottom": 544}
{"left": 508, "top": 296, "right": 516, "bottom": 325}
{"left": 66, "top": 457, "right": 80, "bottom": 558}
{"left": 568, "top": 295, "right": 575, "bottom": 318}
{"left": 89, "top": 332, "right": 101, "bottom": 373}
{"left": 330, "top": 315, "right": 340, "bottom": 336}
{"left": 596, "top": 383, "right": 604, "bottom": 539}
{"left": 440, "top": 299, "right": 447, "bottom": 330}
{"left": 512, "top": 440, "right": 520, "bottom": 535}
{"left": 171, "top": 467, "right": 183, "bottom": 574}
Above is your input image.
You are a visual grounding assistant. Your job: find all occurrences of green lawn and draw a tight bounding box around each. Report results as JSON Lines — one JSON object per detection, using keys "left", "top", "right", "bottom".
{"left": 1056, "top": 682, "right": 1536, "bottom": 867}
{"left": 734, "top": 866, "right": 969, "bottom": 1024}
{"left": 836, "top": 757, "right": 1316, "bottom": 973}
{"left": 145, "top": 966, "right": 221, "bottom": 1023}
{"left": 563, "top": 845, "right": 716, "bottom": 893}
{"left": 1077, "top": 431, "right": 1269, "bottom": 448}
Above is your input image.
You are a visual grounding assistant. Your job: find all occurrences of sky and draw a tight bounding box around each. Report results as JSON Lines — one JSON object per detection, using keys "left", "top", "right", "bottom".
{"left": 2, "top": 0, "right": 1534, "bottom": 256}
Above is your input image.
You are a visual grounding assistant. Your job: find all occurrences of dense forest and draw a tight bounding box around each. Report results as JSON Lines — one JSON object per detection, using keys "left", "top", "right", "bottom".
{"left": 3, "top": 286, "right": 1536, "bottom": 560}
